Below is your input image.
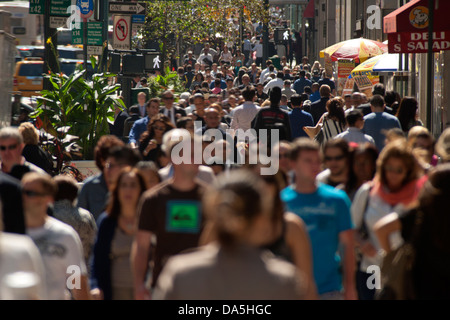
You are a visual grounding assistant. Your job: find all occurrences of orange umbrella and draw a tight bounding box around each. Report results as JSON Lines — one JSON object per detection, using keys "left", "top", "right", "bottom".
{"left": 320, "top": 37, "right": 388, "bottom": 63}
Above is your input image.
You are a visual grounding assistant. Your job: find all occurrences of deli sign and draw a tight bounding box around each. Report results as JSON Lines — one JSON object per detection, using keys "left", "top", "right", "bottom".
{"left": 384, "top": 0, "right": 450, "bottom": 54}
{"left": 388, "top": 31, "right": 450, "bottom": 53}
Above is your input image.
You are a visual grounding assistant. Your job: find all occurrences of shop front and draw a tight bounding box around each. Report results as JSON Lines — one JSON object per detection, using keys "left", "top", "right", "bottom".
{"left": 383, "top": 0, "right": 450, "bottom": 136}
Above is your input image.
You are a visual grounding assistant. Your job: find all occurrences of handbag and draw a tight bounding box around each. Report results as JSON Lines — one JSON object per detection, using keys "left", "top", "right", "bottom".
{"left": 313, "top": 128, "right": 324, "bottom": 145}
{"left": 375, "top": 209, "right": 424, "bottom": 300}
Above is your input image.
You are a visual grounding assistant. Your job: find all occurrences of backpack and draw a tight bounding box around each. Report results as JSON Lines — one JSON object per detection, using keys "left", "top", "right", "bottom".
{"left": 375, "top": 210, "right": 423, "bottom": 300}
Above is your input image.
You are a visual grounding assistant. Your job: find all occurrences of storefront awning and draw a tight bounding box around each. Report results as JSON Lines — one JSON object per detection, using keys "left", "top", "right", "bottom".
{"left": 384, "top": 0, "right": 450, "bottom": 33}
{"left": 383, "top": 0, "right": 450, "bottom": 53}
{"left": 303, "top": 0, "right": 315, "bottom": 19}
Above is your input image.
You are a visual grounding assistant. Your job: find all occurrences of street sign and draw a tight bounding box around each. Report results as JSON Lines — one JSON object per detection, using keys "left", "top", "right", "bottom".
{"left": 29, "top": 0, "right": 44, "bottom": 14}
{"left": 87, "top": 45, "right": 103, "bottom": 56}
{"left": 112, "top": 15, "right": 131, "bottom": 50}
{"left": 109, "top": 2, "right": 146, "bottom": 14}
{"left": 72, "top": 22, "right": 103, "bottom": 46}
{"left": 50, "top": 0, "right": 72, "bottom": 17}
{"left": 50, "top": 16, "right": 68, "bottom": 28}
{"left": 76, "top": 0, "right": 94, "bottom": 19}
{"left": 132, "top": 14, "right": 146, "bottom": 24}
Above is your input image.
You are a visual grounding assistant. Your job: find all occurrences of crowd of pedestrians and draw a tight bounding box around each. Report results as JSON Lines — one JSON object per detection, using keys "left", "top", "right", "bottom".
{"left": 1, "top": 26, "right": 450, "bottom": 299}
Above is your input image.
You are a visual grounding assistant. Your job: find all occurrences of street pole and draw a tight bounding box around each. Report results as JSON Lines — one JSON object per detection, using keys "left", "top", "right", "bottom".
{"left": 262, "top": 0, "right": 269, "bottom": 68}
{"left": 101, "top": 0, "right": 108, "bottom": 72}
{"left": 43, "top": 0, "right": 59, "bottom": 90}
{"left": 426, "top": 0, "right": 434, "bottom": 132}
{"left": 83, "top": 18, "right": 88, "bottom": 79}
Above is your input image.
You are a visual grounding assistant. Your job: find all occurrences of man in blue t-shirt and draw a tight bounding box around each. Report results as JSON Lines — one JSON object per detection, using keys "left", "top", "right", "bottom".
{"left": 362, "top": 94, "right": 401, "bottom": 152}
{"left": 288, "top": 94, "right": 313, "bottom": 139}
{"left": 280, "top": 138, "right": 357, "bottom": 300}
{"left": 292, "top": 70, "right": 312, "bottom": 95}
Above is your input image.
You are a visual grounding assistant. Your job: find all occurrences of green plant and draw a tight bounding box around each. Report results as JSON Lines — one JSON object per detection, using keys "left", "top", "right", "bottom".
{"left": 31, "top": 54, "right": 124, "bottom": 161}
{"left": 147, "top": 66, "right": 186, "bottom": 97}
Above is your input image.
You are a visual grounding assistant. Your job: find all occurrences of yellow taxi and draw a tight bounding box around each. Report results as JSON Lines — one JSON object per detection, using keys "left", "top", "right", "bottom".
{"left": 13, "top": 57, "right": 43, "bottom": 97}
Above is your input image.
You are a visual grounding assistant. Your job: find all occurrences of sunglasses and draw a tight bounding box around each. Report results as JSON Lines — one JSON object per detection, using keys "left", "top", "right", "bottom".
{"left": 324, "top": 155, "right": 345, "bottom": 162}
{"left": 0, "top": 143, "right": 18, "bottom": 151}
{"left": 153, "top": 126, "right": 166, "bottom": 131}
{"left": 22, "top": 189, "right": 48, "bottom": 198}
{"left": 163, "top": 97, "right": 174, "bottom": 100}
{"left": 385, "top": 166, "right": 406, "bottom": 174}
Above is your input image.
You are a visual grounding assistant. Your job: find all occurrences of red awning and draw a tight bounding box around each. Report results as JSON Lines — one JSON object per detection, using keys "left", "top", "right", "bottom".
{"left": 383, "top": 0, "right": 450, "bottom": 53}
{"left": 303, "top": 0, "right": 315, "bottom": 19}
{"left": 384, "top": 0, "right": 450, "bottom": 34}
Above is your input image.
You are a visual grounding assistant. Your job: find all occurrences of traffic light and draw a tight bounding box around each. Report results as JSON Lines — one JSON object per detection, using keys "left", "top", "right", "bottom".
{"left": 122, "top": 54, "right": 144, "bottom": 75}
{"left": 109, "top": 52, "right": 121, "bottom": 73}
{"left": 274, "top": 28, "right": 290, "bottom": 44}
{"left": 143, "top": 51, "right": 162, "bottom": 73}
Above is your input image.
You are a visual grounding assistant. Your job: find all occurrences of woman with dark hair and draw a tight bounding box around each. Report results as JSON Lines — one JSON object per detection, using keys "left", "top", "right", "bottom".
{"left": 339, "top": 143, "right": 379, "bottom": 202}
{"left": 233, "top": 67, "right": 247, "bottom": 87}
{"left": 91, "top": 167, "right": 147, "bottom": 300}
{"left": 304, "top": 97, "right": 346, "bottom": 146}
{"left": 175, "top": 116, "right": 195, "bottom": 135}
{"left": 374, "top": 163, "right": 450, "bottom": 299}
{"left": 396, "top": 97, "right": 423, "bottom": 133}
{"left": 384, "top": 90, "right": 400, "bottom": 115}
{"left": 139, "top": 114, "right": 175, "bottom": 166}
{"left": 190, "top": 72, "right": 204, "bottom": 92}
{"left": 259, "top": 172, "right": 318, "bottom": 299}
{"left": 351, "top": 140, "right": 427, "bottom": 300}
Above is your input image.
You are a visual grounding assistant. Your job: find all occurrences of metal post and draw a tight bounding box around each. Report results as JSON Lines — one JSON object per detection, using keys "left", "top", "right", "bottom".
{"left": 262, "top": 0, "right": 269, "bottom": 68}
{"left": 83, "top": 18, "right": 88, "bottom": 79}
{"left": 101, "top": 0, "right": 108, "bottom": 72}
{"left": 43, "top": 0, "right": 59, "bottom": 90}
{"left": 426, "top": 0, "right": 434, "bottom": 131}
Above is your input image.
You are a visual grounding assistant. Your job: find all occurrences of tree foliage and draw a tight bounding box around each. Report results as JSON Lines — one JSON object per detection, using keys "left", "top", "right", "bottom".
{"left": 140, "top": 0, "right": 270, "bottom": 64}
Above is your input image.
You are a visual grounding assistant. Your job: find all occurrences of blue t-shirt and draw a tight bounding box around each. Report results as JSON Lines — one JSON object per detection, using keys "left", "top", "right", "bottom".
{"left": 362, "top": 111, "right": 401, "bottom": 152}
{"left": 289, "top": 108, "right": 314, "bottom": 139}
{"left": 280, "top": 183, "right": 353, "bottom": 294}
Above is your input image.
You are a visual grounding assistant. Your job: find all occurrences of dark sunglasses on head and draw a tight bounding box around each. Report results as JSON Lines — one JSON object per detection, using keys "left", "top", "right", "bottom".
{"left": 0, "top": 143, "right": 18, "bottom": 151}
{"left": 22, "top": 189, "right": 48, "bottom": 197}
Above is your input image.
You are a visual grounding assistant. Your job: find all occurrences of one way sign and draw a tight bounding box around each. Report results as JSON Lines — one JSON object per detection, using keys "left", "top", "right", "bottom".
{"left": 109, "top": 2, "right": 146, "bottom": 14}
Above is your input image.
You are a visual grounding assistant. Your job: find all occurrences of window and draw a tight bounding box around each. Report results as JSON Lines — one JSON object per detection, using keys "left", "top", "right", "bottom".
{"left": 18, "top": 64, "right": 43, "bottom": 77}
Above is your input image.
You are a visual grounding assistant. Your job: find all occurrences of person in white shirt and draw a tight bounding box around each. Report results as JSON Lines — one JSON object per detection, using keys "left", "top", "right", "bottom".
{"left": 0, "top": 199, "right": 47, "bottom": 300}
{"left": 22, "top": 172, "right": 90, "bottom": 300}
{"left": 230, "top": 86, "right": 260, "bottom": 143}
{"left": 263, "top": 71, "right": 285, "bottom": 94}
{"left": 335, "top": 109, "right": 375, "bottom": 146}
{"left": 259, "top": 60, "right": 275, "bottom": 84}
{"left": 252, "top": 37, "right": 263, "bottom": 67}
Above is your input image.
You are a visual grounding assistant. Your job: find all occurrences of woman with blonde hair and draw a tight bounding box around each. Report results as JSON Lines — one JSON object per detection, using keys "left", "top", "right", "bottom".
{"left": 18, "top": 122, "right": 53, "bottom": 175}
{"left": 374, "top": 163, "right": 450, "bottom": 299}
{"left": 351, "top": 140, "right": 427, "bottom": 300}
